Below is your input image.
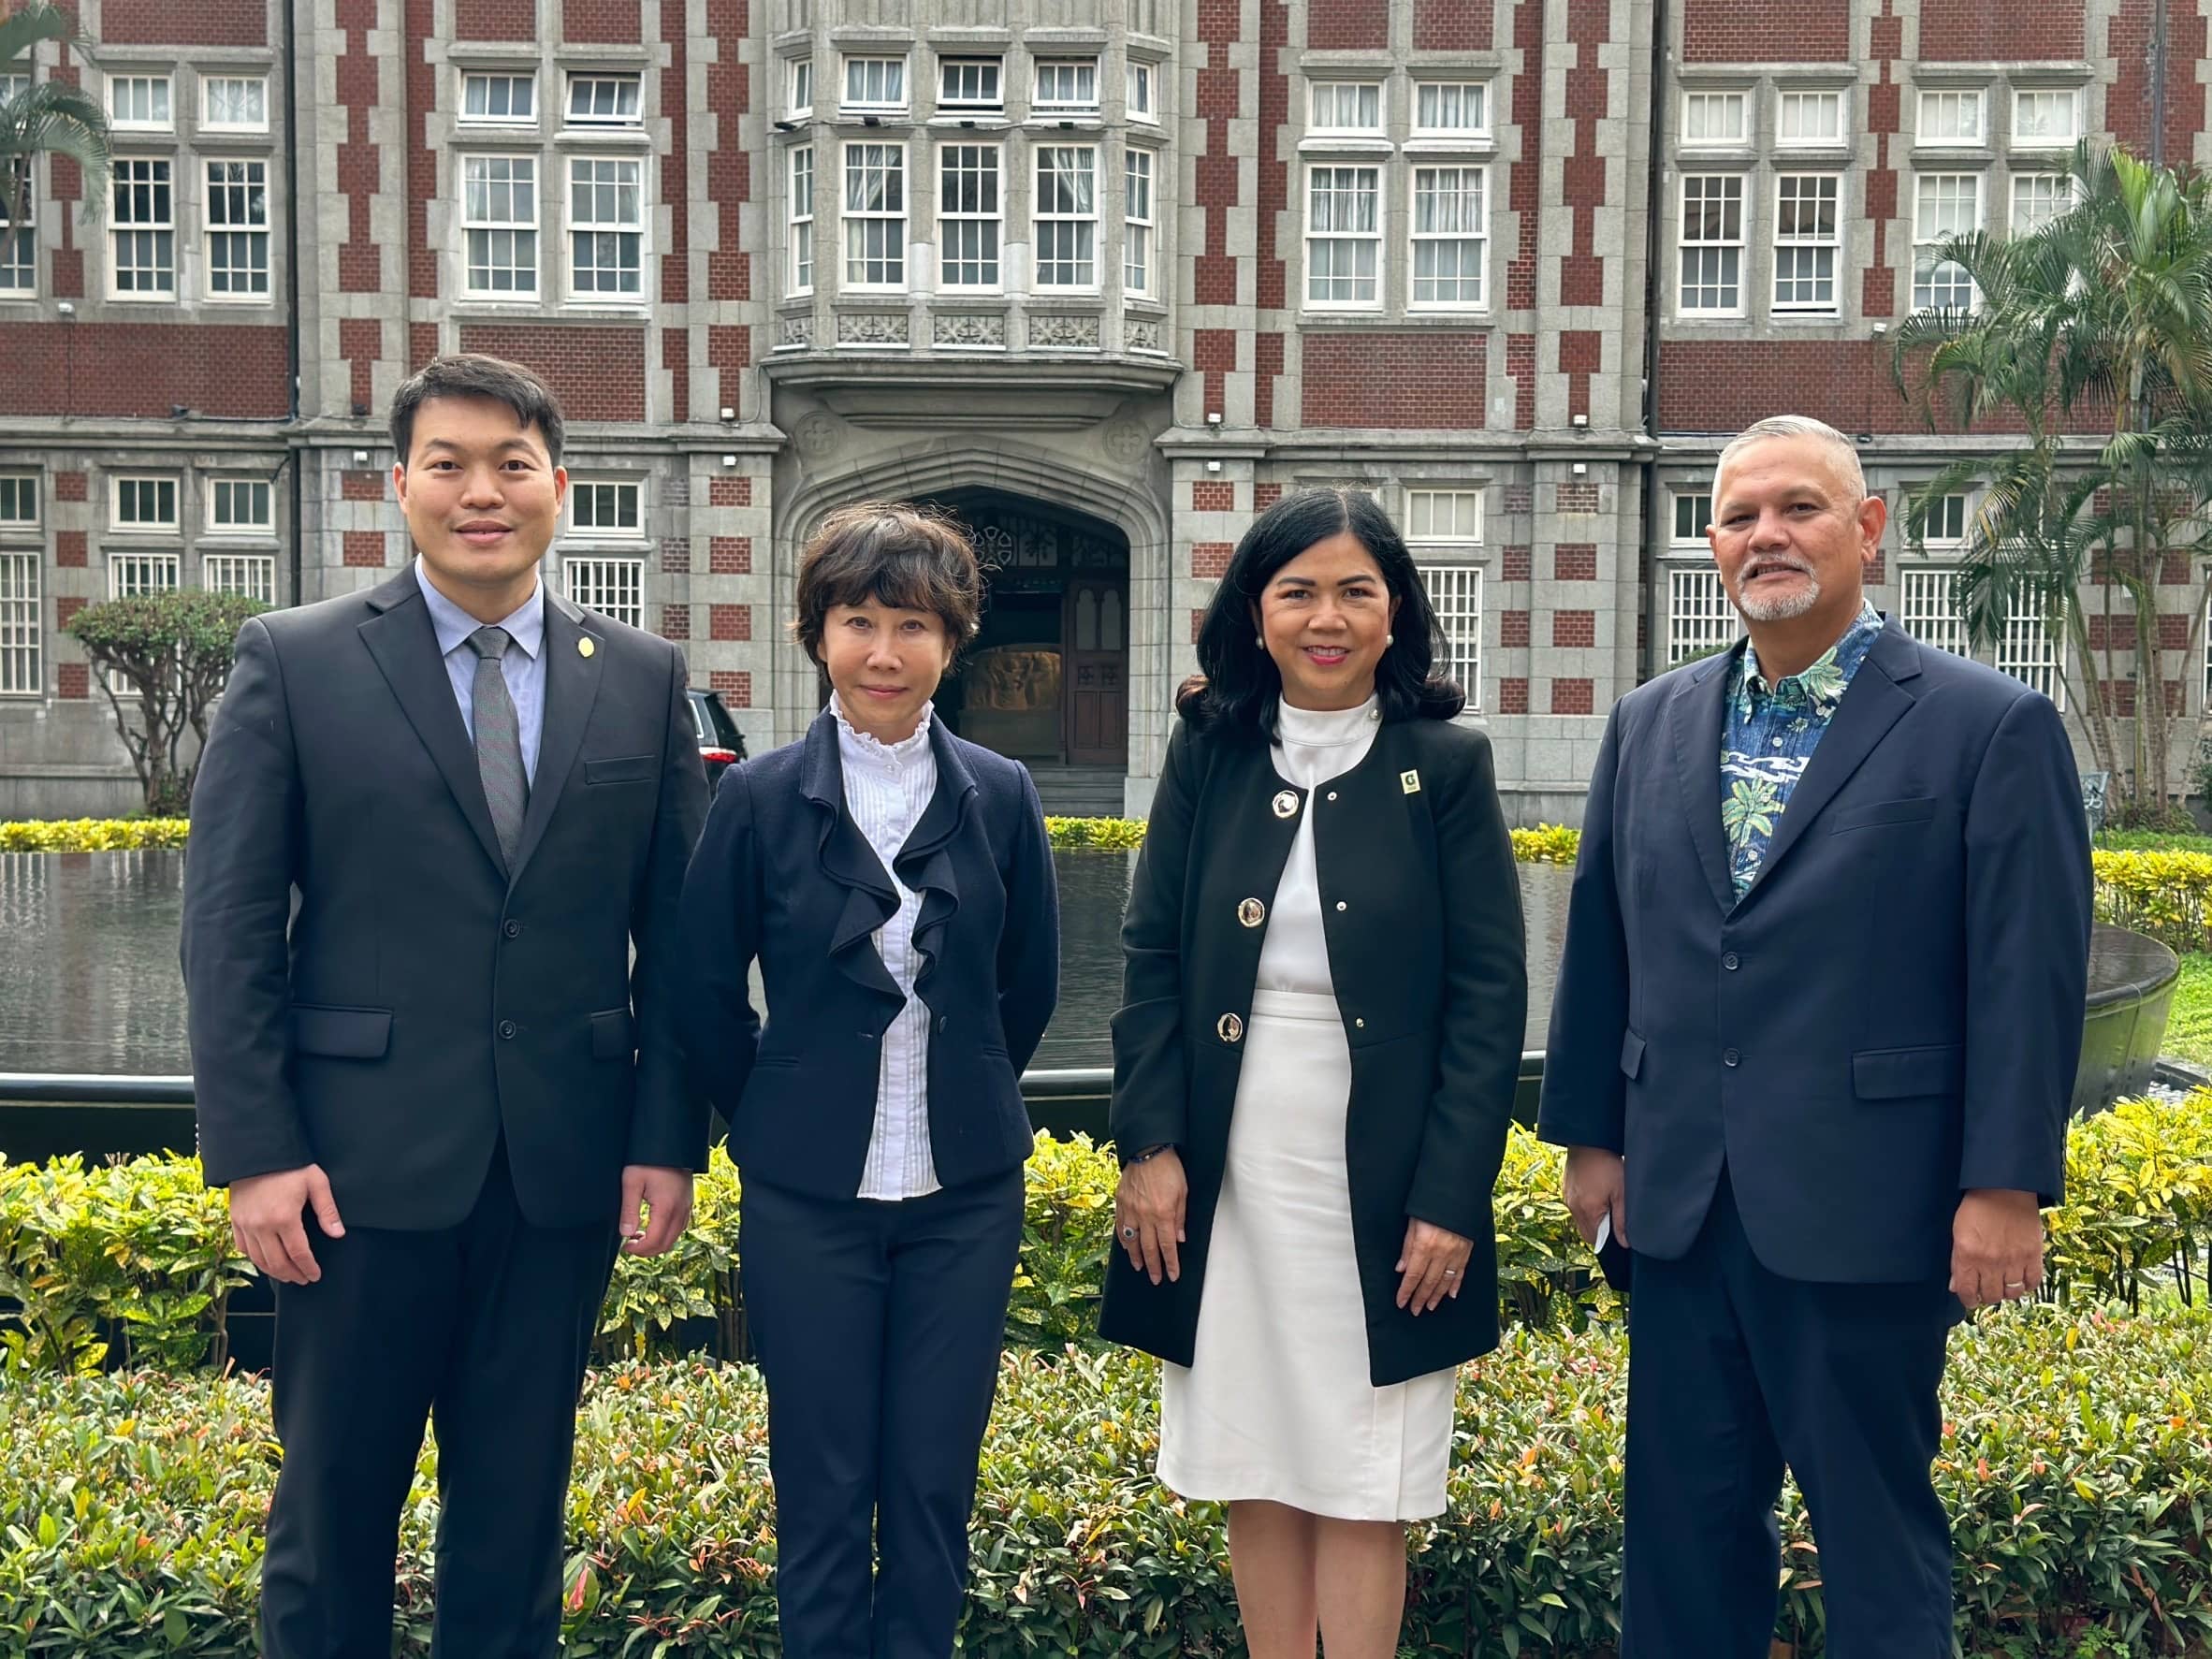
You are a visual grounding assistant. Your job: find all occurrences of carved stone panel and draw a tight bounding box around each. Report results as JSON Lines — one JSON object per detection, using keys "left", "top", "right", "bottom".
{"left": 1026, "top": 313, "right": 1101, "bottom": 350}
{"left": 934, "top": 313, "right": 1009, "bottom": 349}
{"left": 837, "top": 312, "right": 911, "bottom": 347}
{"left": 1127, "top": 318, "right": 1164, "bottom": 354}
{"left": 779, "top": 314, "right": 812, "bottom": 349}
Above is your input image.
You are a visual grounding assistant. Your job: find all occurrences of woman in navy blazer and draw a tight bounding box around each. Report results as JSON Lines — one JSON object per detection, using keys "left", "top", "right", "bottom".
{"left": 679, "top": 502, "right": 1060, "bottom": 1659}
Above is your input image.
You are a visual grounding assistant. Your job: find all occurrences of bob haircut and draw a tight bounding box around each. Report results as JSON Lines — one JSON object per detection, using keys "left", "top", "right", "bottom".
{"left": 793, "top": 500, "right": 985, "bottom": 665}
{"left": 1179, "top": 487, "right": 1465, "bottom": 736}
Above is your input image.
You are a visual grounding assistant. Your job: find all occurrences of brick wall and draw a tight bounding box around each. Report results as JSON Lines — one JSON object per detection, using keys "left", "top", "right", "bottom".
{"left": 1308, "top": 0, "right": 1389, "bottom": 49}
{"left": 1554, "top": 544, "right": 1598, "bottom": 581}
{"left": 1657, "top": 341, "right": 2053, "bottom": 434}
{"left": 563, "top": 0, "right": 642, "bottom": 39}
{"left": 1552, "top": 610, "right": 1596, "bottom": 648}
{"left": 1193, "top": 480, "right": 1234, "bottom": 512}
{"left": 709, "top": 670, "right": 750, "bottom": 706}
{"left": 1193, "top": 0, "right": 1242, "bottom": 309}
{"left": 1414, "top": 0, "right": 1492, "bottom": 50}
{"left": 101, "top": 0, "right": 266, "bottom": 45}
{"left": 709, "top": 476, "right": 751, "bottom": 507}
{"left": 2110, "top": 0, "right": 2208, "bottom": 161}
{"left": 340, "top": 318, "right": 382, "bottom": 413}
{"left": 0, "top": 324, "right": 287, "bottom": 418}
{"left": 343, "top": 531, "right": 387, "bottom": 567}
{"left": 706, "top": 0, "right": 752, "bottom": 307}
{"left": 456, "top": 325, "right": 647, "bottom": 421}
{"left": 336, "top": 0, "right": 380, "bottom": 293}
{"left": 1560, "top": 0, "right": 1611, "bottom": 309}
{"left": 1302, "top": 335, "right": 1488, "bottom": 429}
{"left": 1919, "top": 0, "right": 2083, "bottom": 58}
{"left": 1506, "top": 0, "right": 1543, "bottom": 312}
{"left": 1681, "top": 0, "right": 1849, "bottom": 62}
{"left": 455, "top": 0, "right": 536, "bottom": 37}
{"left": 1192, "top": 542, "right": 1233, "bottom": 578}
{"left": 708, "top": 535, "right": 751, "bottom": 574}
{"left": 407, "top": 0, "right": 440, "bottom": 299}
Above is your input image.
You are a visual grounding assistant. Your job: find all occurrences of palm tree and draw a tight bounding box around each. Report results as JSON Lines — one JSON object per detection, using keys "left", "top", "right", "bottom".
{"left": 1893, "top": 142, "right": 2212, "bottom": 822}
{"left": 0, "top": 2, "right": 109, "bottom": 274}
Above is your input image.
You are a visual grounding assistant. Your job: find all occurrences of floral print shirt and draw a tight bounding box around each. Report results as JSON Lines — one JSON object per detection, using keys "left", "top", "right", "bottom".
{"left": 1721, "top": 600, "right": 1885, "bottom": 900}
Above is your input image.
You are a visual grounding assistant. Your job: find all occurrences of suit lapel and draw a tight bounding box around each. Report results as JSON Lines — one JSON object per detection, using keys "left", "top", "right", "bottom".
{"left": 508, "top": 592, "right": 604, "bottom": 883}
{"left": 1668, "top": 648, "right": 1739, "bottom": 915}
{"left": 799, "top": 707, "right": 905, "bottom": 1001}
{"left": 895, "top": 720, "right": 978, "bottom": 996}
{"left": 357, "top": 568, "right": 508, "bottom": 878}
{"left": 1739, "top": 623, "right": 1923, "bottom": 901}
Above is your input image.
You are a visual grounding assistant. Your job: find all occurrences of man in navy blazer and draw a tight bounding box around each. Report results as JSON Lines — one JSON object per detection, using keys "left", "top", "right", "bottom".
{"left": 1538, "top": 415, "right": 2092, "bottom": 1658}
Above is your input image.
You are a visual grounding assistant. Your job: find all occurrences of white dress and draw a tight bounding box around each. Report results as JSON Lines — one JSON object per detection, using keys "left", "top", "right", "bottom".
{"left": 1156, "top": 693, "right": 1457, "bottom": 1521}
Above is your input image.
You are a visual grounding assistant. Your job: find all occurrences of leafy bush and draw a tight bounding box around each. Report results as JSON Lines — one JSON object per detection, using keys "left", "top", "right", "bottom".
{"left": 2096, "top": 830, "right": 2212, "bottom": 855}
{"left": 0, "top": 1305, "right": 2205, "bottom": 1655}
{"left": 2045, "top": 1095, "right": 2212, "bottom": 1311}
{"left": 1045, "top": 815, "right": 1148, "bottom": 851}
{"left": 1509, "top": 823, "right": 1582, "bottom": 865}
{"left": 0, "top": 818, "right": 189, "bottom": 852}
{"left": 2092, "top": 850, "right": 2212, "bottom": 952}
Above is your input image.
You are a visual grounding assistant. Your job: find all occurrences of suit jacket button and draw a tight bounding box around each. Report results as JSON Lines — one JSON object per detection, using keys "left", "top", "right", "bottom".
{"left": 1722, "top": 951, "right": 1739, "bottom": 970}
{"left": 1354, "top": 1017, "right": 1365, "bottom": 1029}
{"left": 503, "top": 919, "right": 523, "bottom": 939}
{"left": 1217, "top": 1012, "right": 1244, "bottom": 1044}
{"left": 1723, "top": 1047, "right": 1739, "bottom": 1067}
{"left": 1334, "top": 900, "right": 1347, "bottom": 912}
{"left": 498, "top": 1019, "right": 517, "bottom": 1040}
{"left": 937, "top": 1015, "right": 950, "bottom": 1033}
{"left": 1238, "top": 897, "right": 1266, "bottom": 927}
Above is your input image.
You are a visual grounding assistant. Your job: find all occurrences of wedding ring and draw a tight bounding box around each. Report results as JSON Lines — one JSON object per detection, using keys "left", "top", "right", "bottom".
{"left": 1442, "top": 1268, "right": 1458, "bottom": 1277}
{"left": 2005, "top": 1279, "right": 2026, "bottom": 1289}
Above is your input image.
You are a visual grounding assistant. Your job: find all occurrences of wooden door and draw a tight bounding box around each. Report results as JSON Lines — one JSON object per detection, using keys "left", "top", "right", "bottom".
{"left": 1062, "top": 575, "right": 1128, "bottom": 765}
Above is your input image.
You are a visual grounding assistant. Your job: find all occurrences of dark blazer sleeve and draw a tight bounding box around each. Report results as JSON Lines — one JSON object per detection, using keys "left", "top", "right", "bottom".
{"left": 677, "top": 751, "right": 765, "bottom": 1122}
{"left": 1403, "top": 731, "right": 1528, "bottom": 1238}
{"left": 625, "top": 646, "right": 713, "bottom": 1171}
{"left": 996, "top": 764, "right": 1061, "bottom": 1073}
{"left": 180, "top": 616, "right": 313, "bottom": 1186}
{"left": 1960, "top": 692, "right": 2090, "bottom": 1204}
{"left": 1535, "top": 701, "right": 1633, "bottom": 1154}
{"left": 1110, "top": 721, "right": 1200, "bottom": 1157}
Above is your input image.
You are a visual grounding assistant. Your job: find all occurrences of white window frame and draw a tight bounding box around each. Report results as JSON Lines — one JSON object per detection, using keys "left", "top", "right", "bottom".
{"left": 1033, "top": 142, "right": 1099, "bottom": 290}
{"left": 1771, "top": 173, "right": 1841, "bottom": 315}
{"left": 1677, "top": 173, "right": 1745, "bottom": 317}
{"left": 788, "top": 144, "right": 813, "bottom": 294}
{"left": 1032, "top": 58, "right": 1100, "bottom": 116}
{"left": 1304, "top": 163, "right": 1381, "bottom": 311}
{"left": 562, "top": 553, "right": 645, "bottom": 629}
{"left": 2012, "top": 87, "right": 2082, "bottom": 147}
{"left": 109, "top": 157, "right": 175, "bottom": 300}
{"left": 110, "top": 475, "right": 180, "bottom": 532}
{"left": 1913, "top": 172, "right": 1982, "bottom": 312}
{"left": 0, "top": 156, "right": 32, "bottom": 297}
{"left": 788, "top": 58, "right": 813, "bottom": 121}
{"left": 569, "top": 479, "right": 645, "bottom": 539}
{"left": 108, "top": 547, "right": 181, "bottom": 595}
{"left": 204, "top": 157, "right": 271, "bottom": 303}
{"left": 0, "top": 475, "right": 37, "bottom": 530}
{"left": 841, "top": 140, "right": 907, "bottom": 291}
{"left": 1419, "top": 563, "right": 1484, "bottom": 710}
{"left": 202, "top": 551, "right": 276, "bottom": 604}
{"left": 1912, "top": 488, "right": 1969, "bottom": 546}
{"left": 1308, "top": 80, "right": 1383, "bottom": 137}
{"left": 458, "top": 71, "right": 537, "bottom": 127}
{"left": 1406, "top": 488, "right": 1484, "bottom": 547}
{"left": 1409, "top": 164, "right": 1487, "bottom": 311}
{"left": 565, "top": 71, "right": 642, "bottom": 128}
{"left": 206, "top": 476, "right": 273, "bottom": 534}
{"left": 461, "top": 153, "right": 540, "bottom": 298}
{"left": 1413, "top": 80, "right": 1490, "bottom": 138}
{"left": 1680, "top": 89, "right": 1748, "bottom": 149}
{"left": 841, "top": 55, "right": 908, "bottom": 115}
{"left": 1776, "top": 88, "right": 1845, "bottom": 148}
{"left": 939, "top": 57, "right": 1002, "bottom": 113}
{"left": 107, "top": 73, "right": 172, "bottom": 133}
{"left": 1127, "top": 60, "right": 1157, "bottom": 125}
{"left": 2011, "top": 171, "right": 2074, "bottom": 234}
{"left": 1672, "top": 490, "right": 1713, "bottom": 546}
{"left": 938, "top": 141, "right": 1001, "bottom": 290}
{"left": 1899, "top": 566, "right": 1972, "bottom": 656}
{"left": 566, "top": 153, "right": 646, "bottom": 301}
{"left": 0, "top": 548, "right": 38, "bottom": 697}
{"left": 1666, "top": 565, "right": 1735, "bottom": 665}
{"left": 1918, "top": 88, "right": 1986, "bottom": 148}
{"left": 1997, "top": 592, "right": 2064, "bottom": 707}
{"left": 200, "top": 74, "right": 269, "bottom": 134}
{"left": 1124, "top": 144, "right": 1155, "bottom": 298}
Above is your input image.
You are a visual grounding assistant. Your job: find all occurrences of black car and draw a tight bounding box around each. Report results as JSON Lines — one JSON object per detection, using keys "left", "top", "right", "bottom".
{"left": 687, "top": 687, "right": 749, "bottom": 788}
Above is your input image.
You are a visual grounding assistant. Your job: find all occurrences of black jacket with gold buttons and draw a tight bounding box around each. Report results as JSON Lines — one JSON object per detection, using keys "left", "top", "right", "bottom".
{"left": 1098, "top": 710, "right": 1528, "bottom": 1386}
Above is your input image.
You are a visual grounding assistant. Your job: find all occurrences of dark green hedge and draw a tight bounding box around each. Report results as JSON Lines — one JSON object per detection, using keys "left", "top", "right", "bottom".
{"left": 4, "top": 1307, "right": 2208, "bottom": 1656}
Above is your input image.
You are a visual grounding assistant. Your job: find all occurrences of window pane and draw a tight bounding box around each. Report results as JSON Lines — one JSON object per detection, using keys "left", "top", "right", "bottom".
{"left": 1418, "top": 564, "right": 1482, "bottom": 706}
{"left": 1900, "top": 568, "right": 1971, "bottom": 656}
{"left": 1667, "top": 566, "right": 1736, "bottom": 664}
{"left": 1673, "top": 491, "right": 1712, "bottom": 542}
{"left": 1416, "top": 81, "right": 1485, "bottom": 132}
{"left": 0, "top": 550, "right": 39, "bottom": 695}
{"left": 1681, "top": 91, "right": 1746, "bottom": 145}
{"left": 564, "top": 557, "right": 644, "bottom": 628}
{"left": 1777, "top": 90, "right": 1841, "bottom": 144}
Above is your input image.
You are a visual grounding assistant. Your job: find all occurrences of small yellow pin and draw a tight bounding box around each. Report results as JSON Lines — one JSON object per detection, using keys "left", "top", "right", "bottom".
{"left": 577, "top": 637, "right": 596, "bottom": 658}
{"left": 1400, "top": 769, "right": 1421, "bottom": 794}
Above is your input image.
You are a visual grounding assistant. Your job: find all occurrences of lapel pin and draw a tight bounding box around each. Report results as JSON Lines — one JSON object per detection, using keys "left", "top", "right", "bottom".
{"left": 1401, "top": 769, "right": 1421, "bottom": 794}
{"left": 1272, "top": 790, "right": 1299, "bottom": 819}
{"left": 577, "top": 636, "right": 595, "bottom": 659}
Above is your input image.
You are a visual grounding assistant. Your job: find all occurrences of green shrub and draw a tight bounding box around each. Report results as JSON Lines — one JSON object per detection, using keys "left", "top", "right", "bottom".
{"left": 0, "top": 1305, "right": 2205, "bottom": 1655}
{"left": 0, "top": 818, "right": 190, "bottom": 852}
{"left": 1045, "top": 815, "right": 1148, "bottom": 851}
{"left": 2096, "top": 830, "right": 2212, "bottom": 855}
{"left": 1509, "top": 823, "right": 1581, "bottom": 865}
{"left": 2093, "top": 850, "right": 2212, "bottom": 952}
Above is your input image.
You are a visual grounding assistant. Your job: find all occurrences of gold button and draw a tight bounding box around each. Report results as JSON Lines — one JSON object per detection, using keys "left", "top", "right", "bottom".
{"left": 1272, "top": 790, "right": 1299, "bottom": 819}
{"left": 1216, "top": 1012, "right": 1244, "bottom": 1044}
{"left": 1355, "top": 1017, "right": 1366, "bottom": 1029}
{"left": 1238, "top": 897, "right": 1266, "bottom": 927}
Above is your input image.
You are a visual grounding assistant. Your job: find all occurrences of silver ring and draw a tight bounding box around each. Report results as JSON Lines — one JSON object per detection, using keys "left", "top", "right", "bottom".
{"left": 1442, "top": 1268, "right": 1458, "bottom": 1277}
{"left": 1121, "top": 1226, "right": 1138, "bottom": 1240}
{"left": 2004, "top": 1280, "right": 2027, "bottom": 1289}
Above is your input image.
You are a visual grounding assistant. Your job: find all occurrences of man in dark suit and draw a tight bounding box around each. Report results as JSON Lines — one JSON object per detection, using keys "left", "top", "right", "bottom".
{"left": 180, "top": 354, "right": 709, "bottom": 1657}
{"left": 1538, "top": 415, "right": 2092, "bottom": 1658}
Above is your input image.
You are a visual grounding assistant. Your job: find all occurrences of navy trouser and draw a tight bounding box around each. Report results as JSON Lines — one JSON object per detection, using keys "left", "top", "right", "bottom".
{"left": 740, "top": 1168, "right": 1024, "bottom": 1659}
{"left": 1622, "top": 1167, "right": 1957, "bottom": 1659}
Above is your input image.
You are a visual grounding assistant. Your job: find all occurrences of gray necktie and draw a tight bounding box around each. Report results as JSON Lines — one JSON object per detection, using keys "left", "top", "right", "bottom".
{"left": 468, "top": 626, "right": 528, "bottom": 870}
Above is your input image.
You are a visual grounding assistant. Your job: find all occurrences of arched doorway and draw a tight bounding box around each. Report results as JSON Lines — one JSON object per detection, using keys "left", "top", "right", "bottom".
{"left": 927, "top": 489, "right": 1128, "bottom": 773}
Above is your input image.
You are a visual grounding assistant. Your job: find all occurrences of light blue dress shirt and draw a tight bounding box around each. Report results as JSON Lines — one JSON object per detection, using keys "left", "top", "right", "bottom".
{"left": 413, "top": 560, "right": 547, "bottom": 784}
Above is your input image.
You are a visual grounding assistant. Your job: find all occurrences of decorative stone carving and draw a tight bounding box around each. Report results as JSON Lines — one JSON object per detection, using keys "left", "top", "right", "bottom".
{"left": 794, "top": 412, "right": 843, "bottom": 459}
{"left": 779, "top": 314, "right": 811, "bottom": 349}
{"left": 1104, "top": 420, "right": 1150, "bottom": 463}
{"left": 837, "top": 312, "right": 911, "bottom": 346}
{"left": 1127, "top": 318, "right": 1164, "bottom": 354}
{"left": 1026, "top": 313, "right": 1101, "bottom": 350}
{"left": 934, "top": 313, "right": 1008, "bottom": 348}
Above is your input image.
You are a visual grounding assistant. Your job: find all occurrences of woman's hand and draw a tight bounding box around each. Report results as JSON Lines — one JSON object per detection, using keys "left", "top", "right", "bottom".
{"left": 1396, "top": 1218, "right": 1474, "bottom": 1316}
{"left": 1113, "top": 1148, "right": 1188, "bottom": 1286}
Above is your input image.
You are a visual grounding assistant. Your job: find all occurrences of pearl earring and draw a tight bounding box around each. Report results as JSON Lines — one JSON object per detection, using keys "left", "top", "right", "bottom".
{"left": 1256, "top": 633, "right": 1265, "bottom": 647}
{"left": 1385, "top": 633, "right": 1395, "bottom": 647}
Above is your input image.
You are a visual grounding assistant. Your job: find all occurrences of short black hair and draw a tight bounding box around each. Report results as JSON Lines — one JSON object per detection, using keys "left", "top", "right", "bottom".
{"left": 389, "top": 354, "right": 566, "bottom": 469}
{"left": 1179, "top": 487, "right": 1465, "bottom": 735}
{"left": 793, "top": 501, "right": 983, "bottom": 663}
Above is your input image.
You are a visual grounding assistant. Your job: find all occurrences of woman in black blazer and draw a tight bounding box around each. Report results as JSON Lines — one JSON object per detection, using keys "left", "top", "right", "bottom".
{"left": 1099, "top": 488, "right": 1526, "bottom": 1659}
{"left": 679, "top": 502, "right": 1060, "bottom": 1659}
